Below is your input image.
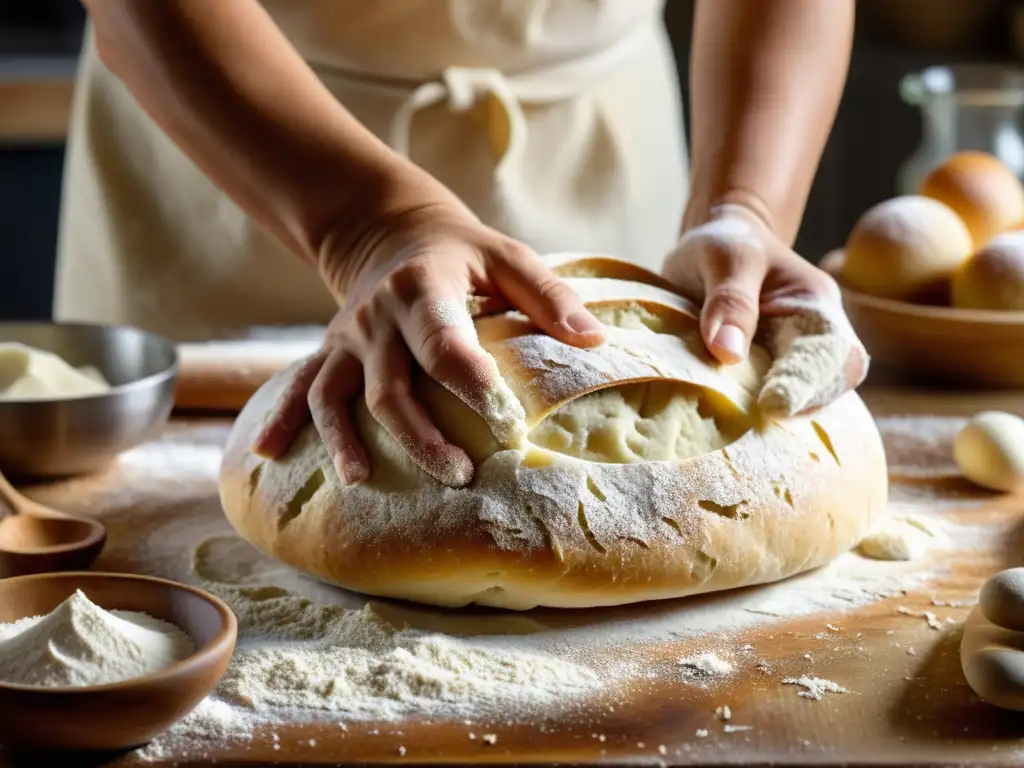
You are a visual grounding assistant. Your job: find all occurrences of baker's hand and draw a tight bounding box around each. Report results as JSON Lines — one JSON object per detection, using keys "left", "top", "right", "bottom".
{"left": 663, "top": 203, "right": 868, "bottom": 418}
{"left": 250, "top": 202, "right": 604, "bottom": 488}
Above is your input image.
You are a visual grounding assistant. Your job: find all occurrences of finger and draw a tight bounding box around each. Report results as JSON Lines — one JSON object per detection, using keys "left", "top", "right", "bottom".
{"left": 252, "top": 351, "right": 327, "bottom": 458}
{"left": 756, "top": 291, "right": 869, "bottom": 417}
{"left": 487, "top": 242, "right": 605, "bottom": 347}
{"left": 363, "top": 332, "right": 475, "bottom": 488}
{"left": 387, "top": 264, "right": 528, "bottom": 446}
{"left": 698, "top": 241, "right": 768, "bottom": 365}
{"left": 307, "top": 349, "right": 370, "bottom": 485}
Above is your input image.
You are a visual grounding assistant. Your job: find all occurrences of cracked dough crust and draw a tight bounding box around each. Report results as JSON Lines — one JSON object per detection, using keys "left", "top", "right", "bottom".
{"left": 219, "top": 254, "right": 888, "bottom": 610}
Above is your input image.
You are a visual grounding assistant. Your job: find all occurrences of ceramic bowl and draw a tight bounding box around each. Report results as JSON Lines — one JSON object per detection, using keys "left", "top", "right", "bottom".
{"left": 823, "top": 250, "right": 1024, "bottom": 388}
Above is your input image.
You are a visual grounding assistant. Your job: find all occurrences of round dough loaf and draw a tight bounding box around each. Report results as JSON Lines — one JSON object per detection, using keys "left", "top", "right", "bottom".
{"left": 841, "top": 195, "right": 972, "bottom": 303}
{"left": 920, "top": 151, "right": 1024, "bottom": 249}
{"left": 953, "top": 411, "right": 1024, "bottom": 492}
{"left": 220, "top": 255, "right": 889, "bottom": 610}
{"left": 952, "top": 231, "right": 1024, "bottom": 311}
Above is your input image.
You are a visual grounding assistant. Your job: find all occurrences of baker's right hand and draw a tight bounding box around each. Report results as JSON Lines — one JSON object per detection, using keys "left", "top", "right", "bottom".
{"left": 250, "top": 201, "right": 605, "bottom": 488}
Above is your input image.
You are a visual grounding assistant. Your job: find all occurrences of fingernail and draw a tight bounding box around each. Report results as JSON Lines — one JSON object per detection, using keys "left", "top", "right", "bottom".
{"left": 565, "top": 311, "right": 603, "bottom": 336}
{"left": 345, "top": 462, "right": 369, "bottom": 485}
{"left": 251, "top": 430, "right": 276, "bottom": 459}
{"left": 335, "top": 454, "right": 367, "bottom": 485}
{"left": 713, "top": 324, "right": 748, "bottom": 361}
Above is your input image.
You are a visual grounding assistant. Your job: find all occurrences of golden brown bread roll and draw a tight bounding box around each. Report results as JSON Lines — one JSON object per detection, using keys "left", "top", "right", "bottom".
{"left": 219, "top": 254, "right": 888, "bottom": 610}
{"left": 920, "top": 151, "right": 1024, "bottom": 249}
{"left": 952, "top": 232, "right": 1024, "bottom": 311}
{"left": 841, "top": 195, "right": 972, "bottom": 303}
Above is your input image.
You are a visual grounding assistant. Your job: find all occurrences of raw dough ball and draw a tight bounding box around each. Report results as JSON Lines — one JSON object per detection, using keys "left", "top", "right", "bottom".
{"left": 920, "top": 151, "right": 1024, "bottom": 249}
{"left": 856, "top": 515, "right": 943, "bottom": 561}
{"left": 962, "top": 568, "right": 1024, "bottom": 711}
{"left": 980, "top": 568, "right": 1024, "bottom": 632}
{"left": 953, "top": 411, "right": 1024, "bottom": 492}
{"left": 961, "top": 604, "right": 1024, "bottom": 712}
{"left": 952, "top": 231, "right": 1024, "bottom": 310}
{"left": 841, "top": 195, "right": 972, "bottom": 302}
{"left": 0, "top": 343, "right": 110, "bottom": 401}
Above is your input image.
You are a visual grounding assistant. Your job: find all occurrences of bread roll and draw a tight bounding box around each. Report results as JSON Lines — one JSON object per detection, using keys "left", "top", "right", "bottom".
{"left": 952, "top": 231, "right": 1024, "bottom": 311}
{"left": 841, "top": 195, "right": 972, "bottom": 302}
{"left": 220, "top": 255, "right": 888, "bottom": 610}
{"left": 920, "top": 151, "right": 1024, "bottom": 249}
{"left": 953, "top": 411, "right": 1024, "bottom": 492}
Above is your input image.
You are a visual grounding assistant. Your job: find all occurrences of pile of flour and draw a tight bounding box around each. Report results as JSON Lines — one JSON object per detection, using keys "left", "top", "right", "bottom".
{"left": 187, "top": 534, "right": 603, "bottom": 719}
{"left": 0, "top": 590, "right": 193, "bottom": 687}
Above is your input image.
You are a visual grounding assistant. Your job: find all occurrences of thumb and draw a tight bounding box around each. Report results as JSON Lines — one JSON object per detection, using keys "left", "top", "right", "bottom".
{"left": 699, "top": 249, "right": 766, "bottom": 365}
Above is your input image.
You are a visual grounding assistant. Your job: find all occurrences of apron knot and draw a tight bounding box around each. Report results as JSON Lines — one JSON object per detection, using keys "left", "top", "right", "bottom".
{"left": 390, "top": 66, "right": 528, "bottom": 175}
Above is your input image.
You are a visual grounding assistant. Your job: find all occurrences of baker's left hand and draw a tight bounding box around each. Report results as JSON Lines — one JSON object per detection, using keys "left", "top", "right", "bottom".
{"left": 662, "top": 202, "right": 868, "bottom": 418}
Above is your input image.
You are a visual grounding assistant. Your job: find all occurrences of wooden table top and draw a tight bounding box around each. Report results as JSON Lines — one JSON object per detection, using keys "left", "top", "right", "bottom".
{"left": 2, "top": 380, "right": 1024, "bottom": 768}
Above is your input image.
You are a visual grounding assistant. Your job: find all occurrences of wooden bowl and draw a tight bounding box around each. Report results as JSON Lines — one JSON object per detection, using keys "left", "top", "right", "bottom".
{"left": 823, "top": 250, "right": 1024, "bottom": 388}
{"left": 0, "top": 572, "right": 237, "bottom": 751}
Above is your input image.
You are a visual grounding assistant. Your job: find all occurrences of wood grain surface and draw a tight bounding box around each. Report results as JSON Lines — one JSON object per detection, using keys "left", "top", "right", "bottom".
{"left": 1, "top": 383, "right": 1023, "bottom": 767}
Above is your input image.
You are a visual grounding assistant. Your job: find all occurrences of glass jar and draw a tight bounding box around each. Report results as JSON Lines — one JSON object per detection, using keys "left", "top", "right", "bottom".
{"left": 897, "top": 64, "right": 1024, "bottom": 195}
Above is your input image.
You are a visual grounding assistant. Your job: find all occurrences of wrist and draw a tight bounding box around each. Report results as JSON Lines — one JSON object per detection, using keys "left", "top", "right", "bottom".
{"left": 682, "top": 187, "right": 778, "bottom": 240}
{"left": 313, "top": 162, "right": 473, "bottom": 299}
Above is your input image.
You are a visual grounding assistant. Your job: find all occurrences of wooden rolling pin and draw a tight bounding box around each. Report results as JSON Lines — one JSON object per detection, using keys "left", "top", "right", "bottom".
{"left": 174, "top": 331, "right": 323, "bottom": 412}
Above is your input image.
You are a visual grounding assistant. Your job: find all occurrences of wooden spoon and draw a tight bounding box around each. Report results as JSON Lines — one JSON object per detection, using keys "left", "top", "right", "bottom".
{"left": 0, "top": 467, "right": 106, "bottom": 578}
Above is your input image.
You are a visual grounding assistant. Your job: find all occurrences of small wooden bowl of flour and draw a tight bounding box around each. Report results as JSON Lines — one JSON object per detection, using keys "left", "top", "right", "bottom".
{"left": 0, "top": 571, "right": 236, "bottom": 751}
{"left": 822, "top": 249, "right": 1024, "bottom": 388}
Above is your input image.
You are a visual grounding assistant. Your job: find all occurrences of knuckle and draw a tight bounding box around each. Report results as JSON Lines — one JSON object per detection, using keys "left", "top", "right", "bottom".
{"left": 364, "top": 377, "right": 409, "bottom": 417}
{"left": 306, "top": 378, "right": 327, "bottom": 414}
{"left": 534, "top": 274, "right": 577, "bottom": 307}
{"left": 495, "top": 240, "right": 536, "bottom": 267}
{"left": 351, "top": 302, "right": 376, "bottom": 339}
{"left": 419, "top": 326, "right": 482, "bottom": 381}
{"left": 385, "top": 257, "right": 433, "bottom": 304}
{"left": 709, "top": 284, "right": 759, "bottom": 316}
{"left": 418, "top": 326, "right": 460, "bottom": 376}
{"left": 306, "top": 358, "right": 342, "bottom": 415}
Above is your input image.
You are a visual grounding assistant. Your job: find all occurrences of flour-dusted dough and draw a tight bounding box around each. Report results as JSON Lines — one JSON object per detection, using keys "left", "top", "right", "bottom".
{"left": 953, "top": 411, "right": 1024, "bottom": 493}
{"left": 219, "top": 254, "right": 889, "bottom": 610}
{"left": 856, "top": 516, "right": 943, "bottom": 561}
{"left": 962, "top": 568, "right": 1024, "bottom": 711}
{"left": 0, "top": 343, "right": 110, "bottom": 401}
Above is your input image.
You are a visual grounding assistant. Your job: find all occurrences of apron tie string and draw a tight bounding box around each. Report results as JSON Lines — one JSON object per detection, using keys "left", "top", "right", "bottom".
{"left": 390, "top": 67, "right": 528, "bottom": 177}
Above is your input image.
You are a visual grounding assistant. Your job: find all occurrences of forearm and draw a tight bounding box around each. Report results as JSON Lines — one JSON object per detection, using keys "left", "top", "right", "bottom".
{"left": 683, "top": 0, "right": 854, "bottom": 245}
{"left": 84, "top": 0, "right": 435, "bottom": 267}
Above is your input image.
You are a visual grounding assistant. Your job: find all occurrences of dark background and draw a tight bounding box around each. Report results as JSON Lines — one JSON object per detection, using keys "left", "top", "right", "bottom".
{"left": 2, "top": 0, "right": 1023, "bottom": 322}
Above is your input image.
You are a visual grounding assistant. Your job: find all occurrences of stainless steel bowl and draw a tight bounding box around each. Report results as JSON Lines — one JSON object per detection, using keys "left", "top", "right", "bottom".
{"left": 0, "top": 322, "right": 179, "bottom": 478}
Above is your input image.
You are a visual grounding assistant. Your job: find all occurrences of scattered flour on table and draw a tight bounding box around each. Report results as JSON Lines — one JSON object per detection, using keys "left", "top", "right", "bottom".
{"left": 678, "top": 652, "right": 734, "bottom": 678}
{"left": 215, "top": 602, "right": 601, "bottom": 718}
{"left": 0, "top": 590, "right": 193, "bottom": 687}
{"left": 875, "top": 415, "right": 966, "bottom": 478}
{"left": 92, "top": 414, "right": 986, "bottom": 760}
{"left": 781, "top": 676, "right": 848, "bottom": 700}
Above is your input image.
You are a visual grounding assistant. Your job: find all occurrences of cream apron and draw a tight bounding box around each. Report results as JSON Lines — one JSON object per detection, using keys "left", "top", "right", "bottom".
{"left": 54, "top": 0, "right": 688, "bottom": 342}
